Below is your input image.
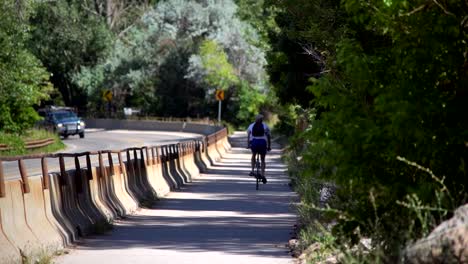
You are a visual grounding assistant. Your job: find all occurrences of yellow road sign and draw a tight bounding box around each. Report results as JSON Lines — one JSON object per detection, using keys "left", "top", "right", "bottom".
{"left": 103, "top": 90, "right": 113, "bottom": 102}
{"left": 215, "top": 90, "right": 224, "bottom": 101}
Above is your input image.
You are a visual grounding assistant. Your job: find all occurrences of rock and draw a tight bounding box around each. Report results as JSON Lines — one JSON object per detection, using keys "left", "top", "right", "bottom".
{"left": 404, "top": 203, "right": 468, "bottom": 264}
{"left": 289, "top": 239, "right": 299, "bottom": 248}
{"left": 324, "top": 256, "right": 338, "bottom": 264}
{"left": 359, "top": 238, "right": 372, "bottom": 251}
{"left": 296, "top": 243, "right": 321, "bottom": 263}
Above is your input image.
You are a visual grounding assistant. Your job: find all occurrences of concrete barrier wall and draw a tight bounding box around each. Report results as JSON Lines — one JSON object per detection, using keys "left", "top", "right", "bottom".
{"left": 0, "top": 125, "right": 228, "bottom": 264}
{"left": 83, "top": 118, "right": 223, "bottom": 135}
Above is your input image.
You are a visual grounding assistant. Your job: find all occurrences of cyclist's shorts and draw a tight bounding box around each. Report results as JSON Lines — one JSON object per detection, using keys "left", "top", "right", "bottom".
{"left": 251, "top": 138, "right": 267, "bottom": 155}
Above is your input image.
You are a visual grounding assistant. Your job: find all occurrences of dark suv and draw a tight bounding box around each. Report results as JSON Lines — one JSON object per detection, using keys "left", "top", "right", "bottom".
{"left": 38, "top": 107, "right": 85, "bottom": 138}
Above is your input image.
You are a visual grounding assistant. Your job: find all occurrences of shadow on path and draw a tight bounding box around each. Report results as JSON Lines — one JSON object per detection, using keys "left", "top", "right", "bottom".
{"left": 58, "top": 132, "right": 297, "bottom": 264}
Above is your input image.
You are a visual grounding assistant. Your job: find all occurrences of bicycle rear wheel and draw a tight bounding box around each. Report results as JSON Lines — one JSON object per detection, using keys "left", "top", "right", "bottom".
{"left": 255, "top": 154, "right": 261, "bottom": 190}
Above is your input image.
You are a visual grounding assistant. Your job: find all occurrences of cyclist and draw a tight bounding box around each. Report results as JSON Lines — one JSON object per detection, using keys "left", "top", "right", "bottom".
{"left": 247, "top": 114, "right": 271, "bottom": 183}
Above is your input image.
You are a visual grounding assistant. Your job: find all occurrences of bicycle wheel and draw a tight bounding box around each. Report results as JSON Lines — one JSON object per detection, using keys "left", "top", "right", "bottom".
{"left": 255, "top": 154, "right": 261, "bottom": 190}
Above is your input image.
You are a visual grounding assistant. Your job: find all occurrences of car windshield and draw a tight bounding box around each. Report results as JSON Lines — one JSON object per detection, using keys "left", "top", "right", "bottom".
{"left": 52, "top": 111, "right": 77, "bottom": 120}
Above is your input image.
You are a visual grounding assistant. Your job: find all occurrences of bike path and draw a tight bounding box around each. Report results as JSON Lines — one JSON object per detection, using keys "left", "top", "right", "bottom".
{"left": 56, "top": 131, "right": 297, "bottom": 264}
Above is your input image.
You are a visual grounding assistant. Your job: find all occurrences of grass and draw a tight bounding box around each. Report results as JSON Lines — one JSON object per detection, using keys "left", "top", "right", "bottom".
{"left": 20, "top": 246, "right": 67, "bottom": 264}
{"left": 0, "top": 129, "right": 65, "bottom": 157}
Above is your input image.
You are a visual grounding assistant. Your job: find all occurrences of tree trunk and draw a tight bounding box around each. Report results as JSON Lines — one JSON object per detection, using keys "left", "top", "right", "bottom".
{"left": 106, "top": 0, "right": 114, "bottom": 28}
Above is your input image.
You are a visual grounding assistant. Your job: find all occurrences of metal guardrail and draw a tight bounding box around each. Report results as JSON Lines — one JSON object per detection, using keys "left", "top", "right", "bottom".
{"left": 0, "top": 138, "right": 55, "bottom": 151}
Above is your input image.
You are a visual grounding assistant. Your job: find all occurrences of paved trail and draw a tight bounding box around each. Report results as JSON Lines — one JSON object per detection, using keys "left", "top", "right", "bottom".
{"left": 56, "top": 132, "right": 297, "bottom": 264}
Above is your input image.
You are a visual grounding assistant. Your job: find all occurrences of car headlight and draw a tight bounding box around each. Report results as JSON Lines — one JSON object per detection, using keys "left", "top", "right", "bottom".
{"left": 79, "top": 121, "right": 85, "bottom": 127}
{"left": 57, "top": 123, "right": 63, "bottom": 128}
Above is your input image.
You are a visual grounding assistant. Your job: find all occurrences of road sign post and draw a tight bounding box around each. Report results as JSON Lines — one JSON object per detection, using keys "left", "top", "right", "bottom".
{"left": 215, "top": 90, "right": 225, "bottom": 124}
{"left": 218, "top": 101, "right": 222, "bottom": 123}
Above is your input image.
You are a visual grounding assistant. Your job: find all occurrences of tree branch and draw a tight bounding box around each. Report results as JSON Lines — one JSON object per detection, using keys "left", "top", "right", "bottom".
{"left": 301, "top": 43, "right": 327, "bottom": 68}
{"left": 432, "top": 0, "right": 456, "bottom": 17}
{"left": 118, "top": 23, "right": 136, "bottom": 38}
{"left": 401, "top": 4, "right": 427, "bottom": 16}
{"left": 81, "top": 3, "right": 101, "bottom": 16}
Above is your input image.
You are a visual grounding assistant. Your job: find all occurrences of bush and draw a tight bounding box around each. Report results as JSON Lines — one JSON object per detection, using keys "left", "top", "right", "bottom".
{"left": 0, "top": 129, "right": 65, "bottom": 156}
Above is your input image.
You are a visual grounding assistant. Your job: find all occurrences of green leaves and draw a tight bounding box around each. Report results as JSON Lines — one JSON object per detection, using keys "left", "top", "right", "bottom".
{"left": 0, "top": 0, "right": 52, "bottom": 133}
{"left": 28, "top": 0, "right": 113, "bottom": 107}
{"left": 274, "top": 0, "right": 468, "bottom": 257}
{"left": 197, "top": 40, "right": 238, "bottom": 90}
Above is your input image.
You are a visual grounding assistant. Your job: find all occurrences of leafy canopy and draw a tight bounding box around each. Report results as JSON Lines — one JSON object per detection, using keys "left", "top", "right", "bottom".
{"left": 0, "top": 0, "right": 52, "bottom": 133}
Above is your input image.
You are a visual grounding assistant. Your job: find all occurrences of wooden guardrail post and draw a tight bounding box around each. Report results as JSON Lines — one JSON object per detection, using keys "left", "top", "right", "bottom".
{"left": 75, "top": 156, "right": 83, "bottom": 193}
{"left": 151, "top": 147, "right": 156, "bottom": 165}
{"left": 107, "top": 152, "right": 114, "bottom": 176}
{"left": 41, "top": 157, "right": 50, "bottom": 190}
{"left": 133, "top": 149, "right": 141, "bottom": 177}
{"left": 118, "top": 152, "right": 125, "bottom": 175}
{"left": 126, "top": 150, "right": 134, "bottom": 177}
{"left": 140, "top": 148, "right": 145, "bottom": 167}
{"left": 133, "top": 149, "right": 139, "bottom": 171}
{"left": 98, "top": 152, "right": 106, "bottom": 179}
{"left": 156, "top": 147, "right": 161, "bottom": 164}
{"left": 18, "top": 159, "right": 30, "bottom": 193}
{"left": 59, "top": 155, "right": 67, "bottom": 186}
{"left": 86, "top": 153, "right": 93, "bottom": 180}
{"left": 145, "top": 147, "right": 151, "bottom": 166}
{"left": 0, "top": 160, "right": 5, "bottom": 197}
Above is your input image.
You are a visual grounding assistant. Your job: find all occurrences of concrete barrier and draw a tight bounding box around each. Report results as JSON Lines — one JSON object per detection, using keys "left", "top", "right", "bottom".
{"left": 0, "top": 180, "right": 39, "bottom": 257}
{"left": 180, "top": 142, "right": 199, "bottom": 181}
{"left": 86, "top": 167, "right": 114, "bottom": 221}
{"left": 160, "top": 145, "right": 179, "bottom": 190}
{"left": 0, "top": 219, "right": 20, "bottom": 264}
{"left": 83, "top": 118, "right": 223, "bottom": 135}
{"left": 177, "top": 144, "right": 190, "bottom": 182}
{"left": 48, "top": 173, "right": 79, "bottom": 244}
{"left": 193, "top": 141, "right": 208, "bottom": 173}
{"left": 123, "top": 150, "right": 147, "bottom": 205}
{"left": 109, "top": 164, "right": 138, "bottom": 215}
{"left": 74, "top": 165, "right": 106, "bottom": 229}
{"left": 59, "top": 169, "right": 94, "bottom": 237}
{"left": 23, "top": 177, "right": 63, "bottom": 252}
{"left": 150, "top": 147, "right": 171, "bottom": 197}
{"left": 98, "top": 154, "right": 125, "bottom": 217}
{"left": 171, "top": 145, "right": 189, "bottom": 185}
{"left": 0, "top": 124, "right": 229, "bottom": 263}
{"left": 117, "top": 152, "right": 140, "bottom": 211}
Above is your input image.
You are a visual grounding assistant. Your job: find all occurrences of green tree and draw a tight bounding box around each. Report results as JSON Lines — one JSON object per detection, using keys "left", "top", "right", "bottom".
{"left": 267, "top": 0, "right": 468, "bottom": 259}
{"left": 81, "top": 0, "right": 158, "bottom": 33}
{"left": 196, "top": 40, "right": 238, "bottom": 91}
{"left": 0, "top": 0, "right": 53, "bottom": 133}
{"left": 265, "top": 0, "right": 346, "bottom": 107}
{"left": 28, "top": 0, "right": 113, "bottom": 109}
{"left": 75, "top": 0, "right": 270, "bottom": 122}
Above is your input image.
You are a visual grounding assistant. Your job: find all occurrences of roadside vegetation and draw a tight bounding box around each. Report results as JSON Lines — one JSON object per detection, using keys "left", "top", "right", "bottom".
{"left": 265, "top": 0, "right": 467, "bottom": 262}
{"left": 0, "top": 129, "right": 65, "bottom": 157}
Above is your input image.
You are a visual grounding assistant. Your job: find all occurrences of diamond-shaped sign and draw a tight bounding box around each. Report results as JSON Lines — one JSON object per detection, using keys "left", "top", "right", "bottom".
{"left": 103, "top": 90, "right": 113, "bottom": 102}
{"left": 215, "top": 90, "right": 224, "bottom": 101}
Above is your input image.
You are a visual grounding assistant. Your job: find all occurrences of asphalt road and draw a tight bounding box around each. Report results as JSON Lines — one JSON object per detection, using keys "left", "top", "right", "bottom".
{"left": 2, "top": 129, "right": 203, "bottom": 180}
{"left": 56, "top": 132, "right": 297, "bottom": 264}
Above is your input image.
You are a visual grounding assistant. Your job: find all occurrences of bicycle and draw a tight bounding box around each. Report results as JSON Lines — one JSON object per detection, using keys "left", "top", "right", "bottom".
{"left": 253, "top": 152, "right": 262, "bottom": 190}
{"left": 247, "top": 145, "right": 268, "bottom": 190}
